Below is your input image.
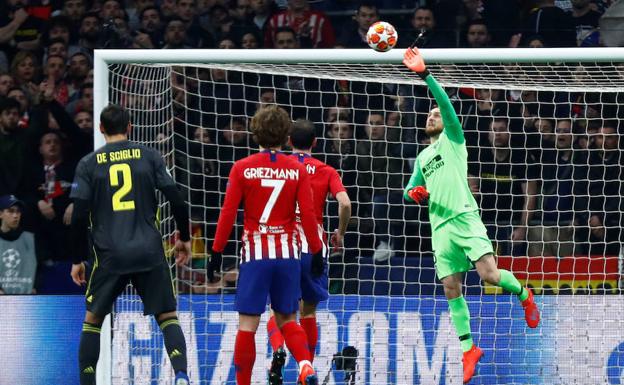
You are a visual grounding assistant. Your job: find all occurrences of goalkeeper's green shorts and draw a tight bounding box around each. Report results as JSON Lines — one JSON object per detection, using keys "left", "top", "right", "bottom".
{"left": 432, "top": 211, "right": 494, "bottom": 280}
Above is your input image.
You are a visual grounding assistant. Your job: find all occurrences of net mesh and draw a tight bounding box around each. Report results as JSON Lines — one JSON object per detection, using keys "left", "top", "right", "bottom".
{"left": 106, "top": 59, "right": 623, "bottom": 385}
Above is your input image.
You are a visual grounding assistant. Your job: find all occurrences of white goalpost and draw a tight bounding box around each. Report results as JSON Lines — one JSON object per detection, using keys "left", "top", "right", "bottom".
{"left": 94, "top": 48, "right": 624, "bottom": 385}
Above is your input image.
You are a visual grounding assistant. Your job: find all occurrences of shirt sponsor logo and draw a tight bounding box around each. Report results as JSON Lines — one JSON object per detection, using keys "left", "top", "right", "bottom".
{"left": 422, "top": 155, "right": 444, "bottom": 178}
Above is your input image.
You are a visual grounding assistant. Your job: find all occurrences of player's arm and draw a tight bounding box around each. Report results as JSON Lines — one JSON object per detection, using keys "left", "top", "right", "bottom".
{"left": 298, "top": 170, "right": 323, "bottom": 254}
{"left": 328, "top": 169, "right": 351, "bottom": 251}
{"left": 153, "top": 150, "right": 191, "bottom": 265}
{"left": 404, "top": 158, "right": 428, "bottom": 204}
{"left": 68, "top": 160, "right": 91, "bottom": 286}
{"left": 403, "top": 48, "right": 464, "bottom": 143}
{"left": 209, "top": 163, "right": 244, "bottom": 279}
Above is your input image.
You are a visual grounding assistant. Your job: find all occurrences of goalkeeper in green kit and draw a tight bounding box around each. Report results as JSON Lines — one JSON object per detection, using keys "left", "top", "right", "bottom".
{"left": 402, "top": 47, "right": 540, "bottom": 384}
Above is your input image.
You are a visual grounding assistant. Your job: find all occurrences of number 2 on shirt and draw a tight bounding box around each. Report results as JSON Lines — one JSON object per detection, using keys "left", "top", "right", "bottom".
{"left": 259, "top": 179, "right": 285, "bottom": 223}
{"left": 109, "top": 163, "right": 135, "bottom": 211}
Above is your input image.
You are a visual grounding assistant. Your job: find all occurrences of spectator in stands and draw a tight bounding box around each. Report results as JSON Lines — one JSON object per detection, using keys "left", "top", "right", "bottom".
{"left": 25, "top": 131, "right": 75, "bottom": 262}
{"left": 582, "top": 120, "right": 623, "bottom": 255}
{"left": 527, "top": 119, "right": 588, "bottom": 256}
{"left": 217, "top": 36, "right": 237, "bottom": 49}
{"left": 322, "top": 119, "right": 357, "bottom": 193}
{"left": 45, "top": 38, "right": 69, "bottom": 62}
{"left": 569, "top": 0, "right": 601, "bottom": 46}
{"left": 400, "top": 6, "right": 454, "bottom": 48}
{"left": 532, "top": 117, "right": 557, "bottom": 163}
{"left": 61, "top": 0, "right": 87, "bottom": 25}
{"left": 0, "top": 73, "right": 14, "bottom": 96}
{"left": 215, "top": 117, "right": 254, "bottom": 190}
{"left": 250, "top": 0, "right": 276, "bottom": 35}
{"left": 66, "top": 52, "right": 91, "bottom": 99}
{"left": 43, "top": 16, "right": 75, "bottom": 51}
{"left": 273, "top": 26, "right": 299, "bottom": 48}
{"left": 356, "top": 111, "right": 407, "bottom": 261}
{"left": 73, "top": 111, "right": 92, "bottom": 135}
{"left": 174, "top": 0, "right": 211, "bottom": 47}
{"left": 226, "top": 0, "right": 262, "bottom": 41}
{"left": 524, "top": 0, "right": 576, "bottom": 47}
{"left": 338, "top": 2, "right": 379, "bottom": 48}
{"left": 464, "top": 19, "right": 491, "bottom": 48}
{"left": 7, "top": 87, "right": 29, "bottom": 124}
{"left": 240, "top": 30, "right": 260, "bottom": 48}
{"left": 0, "top": 97, "right": 37, "bottom": 195}
{"left": 99, "top": 0, "right": 124, "bottom": 21}
{"left": 0, "top": 1, "right": 43, "bottom": 55}
{"left": 162, "top": 18, "right": 193, "bottom": 49}
{"left": 525, "top": 35, "right": 546, "bottom": 48}
{"left": 137, "top": 6, "right": 165, "bottom": 48}
{"left": 468, "top": 117, "right": 538, "bottom": 256}
{"left": 10, "top": 51, "right": 40, "bottom": 100}
{"left": 0, "top": 195, "right": 37, "bottom": 294}
{"left": 66, "top": 82, "right": 93, "bottom": 115}
{"left": 264, "top": 0, "right": 336, "bottom": 48}
{"left": 43, "top": 55, "right": 69, "bottom": 106}
{"left": 77, "top": 12, "right": 101, "bottom": 51}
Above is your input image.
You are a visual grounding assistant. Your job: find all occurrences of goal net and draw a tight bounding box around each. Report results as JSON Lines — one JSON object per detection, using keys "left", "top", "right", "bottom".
{"left": 97, "top": 48, "right": 624, "bottom": 385}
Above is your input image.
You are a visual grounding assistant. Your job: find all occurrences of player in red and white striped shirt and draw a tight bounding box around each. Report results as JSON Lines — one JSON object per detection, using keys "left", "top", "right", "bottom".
{"left": 210, "top": 105, "right": 323, "bottom": 385}
{"left": 266, "top": 119, "right": 352, "bottom": 385}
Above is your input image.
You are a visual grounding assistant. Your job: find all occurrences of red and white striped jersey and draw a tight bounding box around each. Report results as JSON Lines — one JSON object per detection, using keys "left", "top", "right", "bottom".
{"left": 212, "top": 150, "right": 323, "bottom": 263}
{"left": 292, "top": 153, "right": 346, "bottom": 255}
{"left": 264, "top": 10, "right": 336, "bottom": 48}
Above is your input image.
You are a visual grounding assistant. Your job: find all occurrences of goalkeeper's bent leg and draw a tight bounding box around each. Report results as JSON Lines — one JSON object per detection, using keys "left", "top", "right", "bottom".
{"left": 498, "top": 269, "right": 529, "bottom": 301}
{"left": 79, "top": 320, "right": 102, "bottom": 385}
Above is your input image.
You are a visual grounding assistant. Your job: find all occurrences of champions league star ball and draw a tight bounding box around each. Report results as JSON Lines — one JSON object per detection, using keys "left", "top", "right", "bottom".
{"left": 2, "top": 249, "right": 20, "bottom": 270}
{"left": 367, "top": 21, "right": 398, "bottom": 52}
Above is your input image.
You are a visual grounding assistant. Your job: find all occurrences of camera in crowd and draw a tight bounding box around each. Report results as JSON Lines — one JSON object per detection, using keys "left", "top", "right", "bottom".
{"left": 333, "top": 346, "right": 358, "bottom": 385}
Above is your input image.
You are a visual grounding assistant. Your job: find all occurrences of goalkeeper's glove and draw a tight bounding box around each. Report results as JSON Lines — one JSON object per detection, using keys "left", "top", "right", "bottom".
{"left": 408, "top": 186, "right": 429, "bottom": 204}
{"left": 207, "top": 250, "right": 222, "bottom": 282}
{"left": 311, "top": 249, "right": 325, "bottom": 277}
{"left": 402, "top": 47, "right": 430, "bottom": 80}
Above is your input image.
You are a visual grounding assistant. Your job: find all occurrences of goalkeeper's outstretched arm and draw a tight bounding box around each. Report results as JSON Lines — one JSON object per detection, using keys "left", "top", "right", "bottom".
{"left": 403, "top": 48, "right": 464, "bottom": 144}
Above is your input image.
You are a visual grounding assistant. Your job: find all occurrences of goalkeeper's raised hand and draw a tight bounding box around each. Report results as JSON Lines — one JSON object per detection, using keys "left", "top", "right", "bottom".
{"left": 402, "top": 47, "right": 429, "bottom": 79}
{"left": 408, "top": 186, "right": 429, "bottom": 204}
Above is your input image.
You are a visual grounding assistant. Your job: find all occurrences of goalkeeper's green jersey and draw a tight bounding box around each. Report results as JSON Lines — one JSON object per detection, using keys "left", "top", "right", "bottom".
{"left": 404, "top": 74, "right": 479, "bottom": 230}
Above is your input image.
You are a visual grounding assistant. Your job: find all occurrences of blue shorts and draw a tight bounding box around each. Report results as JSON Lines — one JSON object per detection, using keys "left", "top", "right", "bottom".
{"left": 300, "top": 252, "right": 329, "bottom": 304}
{"left": 236, "top": 259, "right": 301, "bottom": 315}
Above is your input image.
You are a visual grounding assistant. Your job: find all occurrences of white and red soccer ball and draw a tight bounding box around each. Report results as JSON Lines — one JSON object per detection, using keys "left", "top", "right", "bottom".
{"left": 366, "top": 21, "right": 398, "bottom": 52}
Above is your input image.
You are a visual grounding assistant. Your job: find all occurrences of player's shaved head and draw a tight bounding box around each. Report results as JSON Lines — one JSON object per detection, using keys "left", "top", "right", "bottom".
{"left": 290, "top": 119, "right": 316, "bottom": 150}
{"left": 251, "top": 104, "right": 291, "bottom": 148}
{"left": 100, "top": 104, "right": 130, "bottom": 135}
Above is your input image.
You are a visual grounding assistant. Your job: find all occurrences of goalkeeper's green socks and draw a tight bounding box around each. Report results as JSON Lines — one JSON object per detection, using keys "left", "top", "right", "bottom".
{"left": 498, "top": 269, "right": 529, "bottom": 301}
{"left": 448, "top": 296, "right": 473, "bottom": 352}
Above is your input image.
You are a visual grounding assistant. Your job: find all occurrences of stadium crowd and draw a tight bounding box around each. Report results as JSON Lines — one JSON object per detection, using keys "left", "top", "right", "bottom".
{"left": 0, "top": 0, "right": 621, "bottom": 295}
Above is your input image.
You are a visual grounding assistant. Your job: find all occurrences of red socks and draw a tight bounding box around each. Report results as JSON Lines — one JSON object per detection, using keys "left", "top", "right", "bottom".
{"left": 300, "top": 317, "right": 318, "bottom": 361}
{"left": 267, "top": 315, "right": 285, "bottom": 351}
{"left": 234, "top": 330, "right": 255, "bottom": 385}
{"left": 280, "top": 321, "right": 311, "bottom": 363}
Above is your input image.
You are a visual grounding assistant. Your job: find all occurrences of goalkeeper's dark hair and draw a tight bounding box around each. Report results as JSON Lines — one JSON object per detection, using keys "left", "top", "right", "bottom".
{"left": 251, "top": 104, "right": 291, "bottom": 148}
{"left": 290, "top": 119, "right": 316, "bottom": 150}
{"left": 100, "top": 104, "right": 130, "bottom": 135}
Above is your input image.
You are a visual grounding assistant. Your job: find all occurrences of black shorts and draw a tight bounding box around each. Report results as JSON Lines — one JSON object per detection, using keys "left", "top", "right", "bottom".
{"left": 85, "top": 262, "right": 177, "bottom": 317}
